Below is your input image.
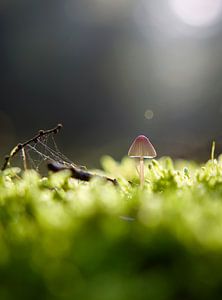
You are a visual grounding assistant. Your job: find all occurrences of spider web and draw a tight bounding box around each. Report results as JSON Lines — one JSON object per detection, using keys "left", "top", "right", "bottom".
{"left": 9, "top": 131, "right": 78, "bottom": 174}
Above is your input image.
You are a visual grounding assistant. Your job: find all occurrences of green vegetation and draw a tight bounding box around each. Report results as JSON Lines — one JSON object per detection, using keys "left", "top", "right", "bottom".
{"left": 1, "top": 155, "right": 222, "bottom": 299}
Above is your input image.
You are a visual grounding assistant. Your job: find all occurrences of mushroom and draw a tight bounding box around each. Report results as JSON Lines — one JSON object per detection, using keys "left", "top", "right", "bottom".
{"left": 128, "top": 135, "right": 156, "bottom": 187}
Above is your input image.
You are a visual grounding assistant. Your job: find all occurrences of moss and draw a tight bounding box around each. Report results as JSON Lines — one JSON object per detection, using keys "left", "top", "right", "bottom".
{"left": 1, "top": 156, "right": 222, "bottom": 299}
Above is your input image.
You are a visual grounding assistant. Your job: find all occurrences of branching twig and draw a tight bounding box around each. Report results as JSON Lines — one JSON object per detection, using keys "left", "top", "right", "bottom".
{"left": 1, "top": 124, "right": 118, "bottom": 185}
{"left": 2, "top": 124, "right": 63, "bottom": 171}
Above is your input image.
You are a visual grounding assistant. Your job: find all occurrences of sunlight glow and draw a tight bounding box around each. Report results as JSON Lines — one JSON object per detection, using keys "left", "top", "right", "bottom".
{"left": 169, "top": 0, "right": 222, "bottom": 27}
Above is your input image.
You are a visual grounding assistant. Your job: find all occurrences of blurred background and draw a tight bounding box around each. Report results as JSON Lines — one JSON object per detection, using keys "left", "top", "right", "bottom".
{"left": 1, "top": 0, "right": 222, "bottom": 167}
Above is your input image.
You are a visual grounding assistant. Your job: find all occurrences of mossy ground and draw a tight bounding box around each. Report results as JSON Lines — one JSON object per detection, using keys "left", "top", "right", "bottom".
{"left": 1, "top": 155, "right": 222, "bottom": 300}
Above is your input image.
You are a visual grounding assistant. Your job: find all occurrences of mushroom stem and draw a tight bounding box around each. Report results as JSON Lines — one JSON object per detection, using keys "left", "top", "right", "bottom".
{"left": 139, "top": 157, "right": 144, "bottom": 187}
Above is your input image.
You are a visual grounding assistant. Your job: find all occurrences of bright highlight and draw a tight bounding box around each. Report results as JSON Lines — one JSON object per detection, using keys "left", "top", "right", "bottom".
{"left": 169, "top": 0, "right": 222, "bottom": 27}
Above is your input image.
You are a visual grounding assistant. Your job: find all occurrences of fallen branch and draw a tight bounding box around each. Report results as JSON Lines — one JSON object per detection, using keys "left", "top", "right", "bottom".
{"left": 47, "top": 161, "right": 118, "bottom": 186}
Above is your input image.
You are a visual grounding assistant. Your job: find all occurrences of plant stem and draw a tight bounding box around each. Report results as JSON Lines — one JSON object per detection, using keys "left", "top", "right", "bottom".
{"left": 139, "top": 157, "right": 144, "bottom": 187}
{"left": 211, "top": 141, "right": 215, "bottom": 161}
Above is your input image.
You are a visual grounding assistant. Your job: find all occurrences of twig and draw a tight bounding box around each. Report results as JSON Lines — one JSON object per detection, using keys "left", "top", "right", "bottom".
{"left": 2, "top": 124, "right": 63, "bottom": 171}
{"left": 47, "top": 161, "right": 118, "bottom": 186}
{"left": 21, "top": 148, "right": 28, "bottom": 170}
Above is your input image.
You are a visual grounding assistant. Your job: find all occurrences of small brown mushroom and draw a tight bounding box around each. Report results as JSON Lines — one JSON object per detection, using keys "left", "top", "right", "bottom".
{"left": 128, "top": 135, "right": 156, "bottom": 187}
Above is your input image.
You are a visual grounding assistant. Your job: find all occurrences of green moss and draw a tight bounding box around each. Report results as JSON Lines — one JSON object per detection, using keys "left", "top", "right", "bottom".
{"left": 1, "top": 156, "right": 222, "bottom": 299}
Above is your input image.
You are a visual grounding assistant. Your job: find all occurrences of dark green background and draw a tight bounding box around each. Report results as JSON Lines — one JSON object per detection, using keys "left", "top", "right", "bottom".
{"left": 1, "top": 0, "right": 222, "bottom": 166}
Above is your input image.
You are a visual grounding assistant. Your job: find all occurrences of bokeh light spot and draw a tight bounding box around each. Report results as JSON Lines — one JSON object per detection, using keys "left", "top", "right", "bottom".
{"left": 144, "top": 110, "right": 154, "bottom": 120}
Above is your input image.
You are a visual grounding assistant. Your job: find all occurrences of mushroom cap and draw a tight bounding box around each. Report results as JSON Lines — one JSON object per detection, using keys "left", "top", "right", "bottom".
{"left": 128, "top": 135, "right": 157, "bottom": 158}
